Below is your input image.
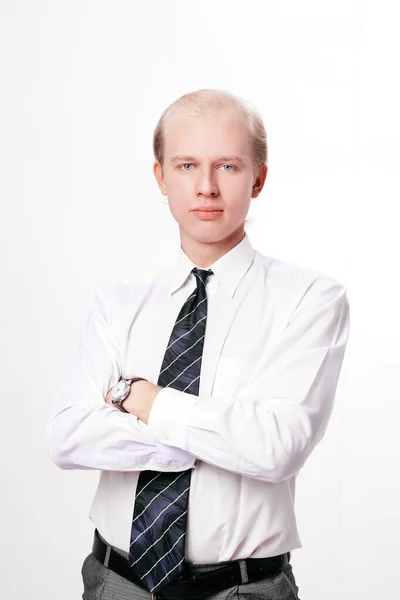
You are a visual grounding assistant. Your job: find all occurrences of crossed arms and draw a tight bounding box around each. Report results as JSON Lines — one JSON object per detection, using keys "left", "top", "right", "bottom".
{"left": 47, "top": 277, "right": 350, "bottom": 483}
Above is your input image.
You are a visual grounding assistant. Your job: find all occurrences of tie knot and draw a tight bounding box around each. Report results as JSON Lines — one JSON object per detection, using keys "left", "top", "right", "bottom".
{"left": 192, "top": 267, "right": 213, "bottom": 288}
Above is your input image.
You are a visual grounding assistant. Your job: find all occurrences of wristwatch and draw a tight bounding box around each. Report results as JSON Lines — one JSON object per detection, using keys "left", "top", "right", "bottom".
{"left": 111, "top": 377, "right": 147, "bottom": 413}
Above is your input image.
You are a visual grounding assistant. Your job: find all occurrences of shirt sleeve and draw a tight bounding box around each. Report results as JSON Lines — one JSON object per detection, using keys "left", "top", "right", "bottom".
{"left": 147, "top": 276, "right": 350, "bottom": 483}
{"left": 47, "top": 283, "right": 196, "bottom": 472}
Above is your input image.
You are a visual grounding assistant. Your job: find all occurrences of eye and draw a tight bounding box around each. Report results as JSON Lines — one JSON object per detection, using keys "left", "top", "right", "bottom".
{"left": 180, "top": 163, "right": 193, "bottom": 171}
{"left": 220, "top": 164, "right": 235, "bottom": 171}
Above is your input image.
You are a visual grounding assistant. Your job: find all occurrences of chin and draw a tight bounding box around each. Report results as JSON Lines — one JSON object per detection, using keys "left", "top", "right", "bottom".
{"left": 181, "top": 223, "right": 242, "bottom": 245}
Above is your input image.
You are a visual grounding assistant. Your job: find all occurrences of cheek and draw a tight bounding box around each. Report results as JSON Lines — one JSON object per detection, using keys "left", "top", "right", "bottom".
{"left": 166, "top": 175, "right": 192, "bottom": 200}
{"left": 165, "top": 197, "right": 190, "bottom": 226}
{"left": 225, "top": 176, "right": 253, "bottom": 197}
{"left": 166, "top": 199, "right": 182, "bottom": 220}
{"left": 229, "top": 185, "right": 252, "bottom": 214}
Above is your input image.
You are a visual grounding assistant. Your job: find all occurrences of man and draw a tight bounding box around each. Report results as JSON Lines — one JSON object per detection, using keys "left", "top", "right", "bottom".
{"left": 48, "top": 88, "right": 350, "bottom": 600}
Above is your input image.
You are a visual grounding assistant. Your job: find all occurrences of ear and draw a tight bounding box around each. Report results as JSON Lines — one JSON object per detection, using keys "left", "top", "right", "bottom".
{"left": 251, "top": 164, "right": 268, "bottom": 199}
{"left": 153, "top": 161, "right": 168, "bottom": 195}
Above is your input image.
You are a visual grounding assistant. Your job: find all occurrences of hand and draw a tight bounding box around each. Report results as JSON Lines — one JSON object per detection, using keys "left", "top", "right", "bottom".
{"left": 105, "top": 379, "right": 163, "bottom": 424}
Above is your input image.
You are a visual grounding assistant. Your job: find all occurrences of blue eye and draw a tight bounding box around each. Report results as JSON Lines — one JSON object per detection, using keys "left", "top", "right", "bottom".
{"left": 179, "top": 163, "right": 235, "bottom": 171}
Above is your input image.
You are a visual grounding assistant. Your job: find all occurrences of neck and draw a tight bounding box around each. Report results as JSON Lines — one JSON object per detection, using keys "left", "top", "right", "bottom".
{"left": 180, "top": 228, "right": 245, "bottom": 268}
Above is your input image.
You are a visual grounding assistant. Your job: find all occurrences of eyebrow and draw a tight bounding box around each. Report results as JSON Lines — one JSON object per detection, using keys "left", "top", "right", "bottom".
{"left": 170, "top": 155, "right": 246, "bottom": 166}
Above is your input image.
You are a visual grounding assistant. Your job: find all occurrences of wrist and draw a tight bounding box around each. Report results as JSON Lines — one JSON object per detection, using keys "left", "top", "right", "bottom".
{"left": 111, "top": 377, "right": 148, "bottom": 413}
{"left": 124, "top": 381, "right": 163, "bottom": 423}
{"left": 122, "top": 379, "right": 151, "bottom": 415}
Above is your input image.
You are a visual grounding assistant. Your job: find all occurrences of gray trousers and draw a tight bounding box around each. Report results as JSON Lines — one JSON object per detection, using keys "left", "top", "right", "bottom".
{"left": 81, "top": 536, "right": 301, "bottom": 600}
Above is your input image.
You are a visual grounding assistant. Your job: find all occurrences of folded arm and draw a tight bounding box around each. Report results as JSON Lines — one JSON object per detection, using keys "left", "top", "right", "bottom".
{"left": 47, "top": 283, "right": 196, "bottom": 472}
{"left": 147, "top": 277, "right": 350, "bottom": 483}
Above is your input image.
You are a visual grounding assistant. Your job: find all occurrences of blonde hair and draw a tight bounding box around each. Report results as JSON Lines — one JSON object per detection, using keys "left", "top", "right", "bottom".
{"left": 153, "top": 88, "right": 267, "bottom": 178}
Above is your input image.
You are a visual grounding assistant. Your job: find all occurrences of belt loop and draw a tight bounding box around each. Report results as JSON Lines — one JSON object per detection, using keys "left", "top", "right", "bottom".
{"left": 104, "top": 543, "right": 112, "bottom": 568}
{"left": 239, "top": 560, "right": 249, "bottom": 584}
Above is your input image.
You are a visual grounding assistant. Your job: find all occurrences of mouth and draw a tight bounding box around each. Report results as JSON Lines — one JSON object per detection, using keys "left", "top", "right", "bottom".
{"left": 192, "top": 209, "right": 223, "bottom": 212}
{"left": 191, "top": 209, "right": 224, "bottom": 219}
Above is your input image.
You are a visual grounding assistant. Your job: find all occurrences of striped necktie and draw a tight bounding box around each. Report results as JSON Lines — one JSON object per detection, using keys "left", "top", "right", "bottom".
{"left": 129, "top": 266, "right": 214, "bottom": 595}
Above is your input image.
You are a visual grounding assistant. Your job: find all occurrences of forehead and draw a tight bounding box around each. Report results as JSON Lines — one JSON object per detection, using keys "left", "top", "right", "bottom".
{"left": 163, "top": 108, "right": 251, "bottom": 159}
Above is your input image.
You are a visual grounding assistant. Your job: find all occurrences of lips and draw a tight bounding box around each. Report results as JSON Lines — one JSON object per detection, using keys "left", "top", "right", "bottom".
{"left": 192, "top": 208, "right": 223, "bottom": 212}
{"left": 192, "top": 208, "right": 224, "bottom": 220}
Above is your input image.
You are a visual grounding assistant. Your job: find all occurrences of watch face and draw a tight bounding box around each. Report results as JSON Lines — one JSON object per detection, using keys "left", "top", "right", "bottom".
{"left": 113, "top": 380, "right": 127, "bottom": 400}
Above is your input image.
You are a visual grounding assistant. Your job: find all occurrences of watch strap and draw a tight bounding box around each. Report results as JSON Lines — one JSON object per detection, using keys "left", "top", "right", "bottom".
{"left": 114, "top": 377, "right": 148, "bottom": 413}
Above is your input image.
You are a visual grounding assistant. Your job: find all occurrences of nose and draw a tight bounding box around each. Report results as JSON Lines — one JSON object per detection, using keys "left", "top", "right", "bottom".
{"left": 195, "top": 168, "right": 219, "bottom": 197}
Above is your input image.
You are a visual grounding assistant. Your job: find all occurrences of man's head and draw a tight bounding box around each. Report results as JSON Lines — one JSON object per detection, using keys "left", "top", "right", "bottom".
{"left": 153, "top": 89, "right": 268, "bottom": 259}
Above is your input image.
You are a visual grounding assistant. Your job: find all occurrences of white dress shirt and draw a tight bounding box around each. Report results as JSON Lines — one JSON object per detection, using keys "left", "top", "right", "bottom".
{"left": 47, "top": 231, "right": 350, "bottom": 563}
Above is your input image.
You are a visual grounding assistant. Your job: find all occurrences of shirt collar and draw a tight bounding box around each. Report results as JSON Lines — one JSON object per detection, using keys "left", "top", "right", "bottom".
{"left": 165, "top": 231, "right": 255, "bottom": 298}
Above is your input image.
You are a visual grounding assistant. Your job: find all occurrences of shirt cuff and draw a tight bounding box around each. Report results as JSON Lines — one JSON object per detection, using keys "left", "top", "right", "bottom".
{"left": 147, "top": 386, "right": 197, "bottom": 449}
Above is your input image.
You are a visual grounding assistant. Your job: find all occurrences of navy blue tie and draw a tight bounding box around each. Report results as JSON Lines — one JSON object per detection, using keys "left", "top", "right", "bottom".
{"left": 129, "top": 267, "right": 213, "bottom": 595}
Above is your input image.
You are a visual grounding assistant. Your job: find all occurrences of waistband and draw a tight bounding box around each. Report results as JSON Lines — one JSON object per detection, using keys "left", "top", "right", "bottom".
{"left": 92, "top": 529, "right": 291, "bottom": 599}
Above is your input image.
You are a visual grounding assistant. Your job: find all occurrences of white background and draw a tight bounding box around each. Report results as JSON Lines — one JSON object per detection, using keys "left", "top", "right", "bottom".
{"left": 1, "top": 1, "right": 399, "bottom": 599}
